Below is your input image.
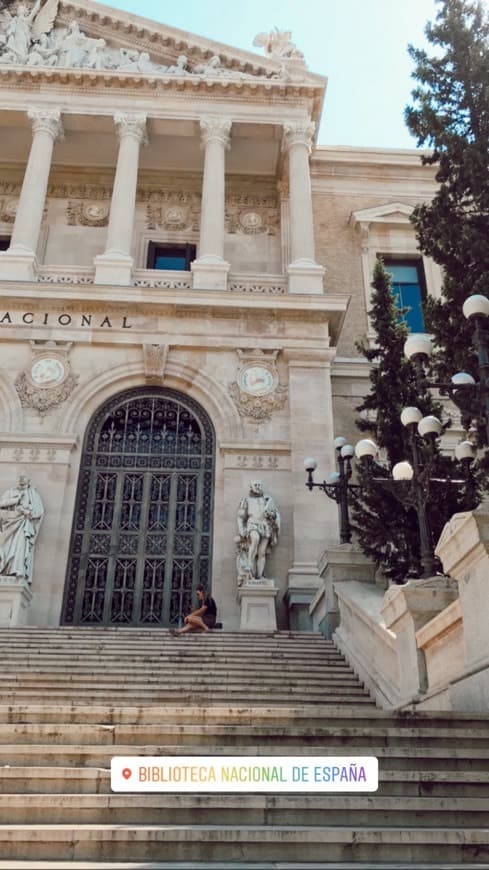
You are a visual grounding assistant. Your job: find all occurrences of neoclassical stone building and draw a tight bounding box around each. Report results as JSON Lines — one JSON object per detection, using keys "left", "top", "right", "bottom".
{"left": 0, "top": 0, "right": 440, "bottom": 631}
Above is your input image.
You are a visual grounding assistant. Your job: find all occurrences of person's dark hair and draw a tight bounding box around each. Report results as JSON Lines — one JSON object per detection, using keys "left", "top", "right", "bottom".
{"left": 196, "top": 584, "right": 207, "bottom": 594}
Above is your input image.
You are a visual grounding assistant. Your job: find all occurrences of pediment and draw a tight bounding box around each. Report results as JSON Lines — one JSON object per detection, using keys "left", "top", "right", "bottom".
{"left": 0, "top": 0, "right": 326, "bottom": 88}
{"left": 350, "top": 202, "right": 415, "bottom": 227}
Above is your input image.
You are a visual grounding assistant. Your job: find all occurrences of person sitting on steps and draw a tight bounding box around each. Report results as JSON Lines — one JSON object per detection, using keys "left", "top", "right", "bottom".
{"left": 170, "top": 585, "right": 217, "bottom": 636}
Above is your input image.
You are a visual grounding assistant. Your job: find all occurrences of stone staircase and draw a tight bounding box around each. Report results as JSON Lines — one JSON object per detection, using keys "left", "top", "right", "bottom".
{"left": 0, "top": 626, "right": 488, "bottom": 870}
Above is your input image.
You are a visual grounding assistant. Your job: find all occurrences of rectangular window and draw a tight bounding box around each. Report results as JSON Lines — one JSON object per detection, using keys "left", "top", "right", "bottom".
{"left": 0, "top": 237, "right": 10, "bottom": 252}
{"left": 383, "top": 258, "right": 426, "bottom": 332}
{"left": 146, "top": 242, "right": 196, "bottom": 272}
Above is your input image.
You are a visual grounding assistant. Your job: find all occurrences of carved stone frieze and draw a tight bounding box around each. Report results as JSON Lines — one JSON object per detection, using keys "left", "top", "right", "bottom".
{"left": 146, "top": 197, "right": 200, "bottom": 233}
{"left": 228, "top": 383, "right": 288, "bottom": 421}
{"left": 15, "top": 370, "right": 79, "bottom": 415}
{"left": 236, "top": 455, "right": 280, "bottom": 469}
{"left": 0, "top": 197, "right": 19, "bottom": 223}
{"left": 229, "top": 350, "right": 288, "bottom": 421}
{"left": 225, "top": 192, "right": 279, "bottom": 236}
{"left": 66, "top": 201, "right": 109, "bottom": 227}
{"left": 47, "top": 183, "right": 113, "bottom": 200}
{"left": 14, "top": 340, "right": 79, "bottom": 416}
{"left": 0, "top": 5, "right": 288, "bottom": 80}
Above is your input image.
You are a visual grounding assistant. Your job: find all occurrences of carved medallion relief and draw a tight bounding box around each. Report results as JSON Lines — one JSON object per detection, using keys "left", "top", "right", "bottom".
{"left": 228, "top": 351, "right": 288, "bottom": 422}
{"left": 15, "top": 341, "right": 79, "bottom": 416}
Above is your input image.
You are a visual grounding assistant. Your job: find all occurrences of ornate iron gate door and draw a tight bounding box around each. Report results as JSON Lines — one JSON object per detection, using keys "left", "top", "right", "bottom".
{"left": 62, "top": 388, "right": 215, "bottom": 627}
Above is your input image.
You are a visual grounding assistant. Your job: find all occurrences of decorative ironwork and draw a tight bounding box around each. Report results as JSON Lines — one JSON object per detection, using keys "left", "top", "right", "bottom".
{"left": 62, "top": 388, "right": 215, "bottom": 626}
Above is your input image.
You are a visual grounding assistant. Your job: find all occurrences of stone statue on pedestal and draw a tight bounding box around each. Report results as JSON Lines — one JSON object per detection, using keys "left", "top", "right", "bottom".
{"left": 0, "top": 474, "right": 44, "bottom": 583}
{"left": 236, "top": 480, "right": 280, "bottom": 585}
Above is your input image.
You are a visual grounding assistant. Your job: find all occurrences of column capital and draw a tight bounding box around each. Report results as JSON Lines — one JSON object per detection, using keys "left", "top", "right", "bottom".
{"left": 282, "top": 120, "right": 316, "bottom": 154}
{"left": 27, "top": 107, "right": 64, "bottom": 142}
{"left": 114, "top": 113, "right": 148, "bottom": 145}
{"left": 200, "top": 116, "right": 232, "bottom": 150}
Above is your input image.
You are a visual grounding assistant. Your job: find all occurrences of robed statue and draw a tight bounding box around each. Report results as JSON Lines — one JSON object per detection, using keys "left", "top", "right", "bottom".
{"left": 0, "top": 473, "right": 44, "bottom": 583}
{"left": 236, "top": 480, "right": 280, "bottom": 584}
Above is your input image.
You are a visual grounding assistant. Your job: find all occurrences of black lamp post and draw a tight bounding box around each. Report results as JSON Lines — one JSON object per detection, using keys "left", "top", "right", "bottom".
{"left": 355, "top": 412, "right": 475, "bottom": 579}
{"left": 304, "top": 437, "right": 359, "bottom": 544}
{"left": 404, "top": 295, "right": 489, "bottom": 444}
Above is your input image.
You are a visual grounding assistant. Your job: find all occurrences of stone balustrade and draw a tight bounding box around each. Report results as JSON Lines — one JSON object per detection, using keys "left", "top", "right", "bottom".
{"left": 37, "top": 266, "right": 95, "bottom": 285}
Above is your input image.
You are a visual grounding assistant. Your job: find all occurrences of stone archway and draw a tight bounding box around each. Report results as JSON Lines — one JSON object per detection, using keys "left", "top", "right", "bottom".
{"left": 61, "top": 387, "right": 215, "bottom": 627}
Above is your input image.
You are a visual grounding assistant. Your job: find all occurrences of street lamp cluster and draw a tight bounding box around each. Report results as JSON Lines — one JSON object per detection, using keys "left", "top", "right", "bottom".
{"left": 404, "top": 294, "right": 489, "bottom": 443}
{"left": 304, "top": 294, "right": 489, "bottom": 581}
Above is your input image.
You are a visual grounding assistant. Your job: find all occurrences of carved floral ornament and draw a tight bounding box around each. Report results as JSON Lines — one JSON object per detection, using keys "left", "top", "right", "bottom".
{"left": 67, "top": 201, "right": 109, "bottom": 227}
{"left": 0, "top": 198, "right": 19, "bottom": 223}
{"left": 27, "top": 106, "right": 64, "bottom": 140}
{"left": 282, "top": 120, "right": 316, "bottom": 154}
{"left": 14, "top": 340, "right": 79, "bottom": 416}
{"left": 0, "top": 3, "right": 305, "bottom": 82}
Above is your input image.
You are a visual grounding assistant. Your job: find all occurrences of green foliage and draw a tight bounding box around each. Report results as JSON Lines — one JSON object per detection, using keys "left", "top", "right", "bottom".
{"left": 405, "top": 0, "right": 489, "bottom": 448}
{"left": 352, "top": 260, "right": 478, "bottom": 582}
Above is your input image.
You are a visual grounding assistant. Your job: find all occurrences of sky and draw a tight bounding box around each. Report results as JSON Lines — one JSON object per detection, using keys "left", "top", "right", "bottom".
{"left": 100, "top": 0, "right": 440, "bottom": 150}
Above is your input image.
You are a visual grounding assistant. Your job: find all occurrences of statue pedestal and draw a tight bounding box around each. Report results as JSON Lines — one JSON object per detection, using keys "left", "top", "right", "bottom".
{"left": 0, "top": 576, "right": 32, "bottom": 627}
{"left": 237, "top": 579, "right": 278, "bottom": 631}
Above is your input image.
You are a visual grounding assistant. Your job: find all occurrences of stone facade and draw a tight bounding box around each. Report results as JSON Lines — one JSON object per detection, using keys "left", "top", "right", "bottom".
{"left": 0, "top": 0, "right": 440, "bottom": 631}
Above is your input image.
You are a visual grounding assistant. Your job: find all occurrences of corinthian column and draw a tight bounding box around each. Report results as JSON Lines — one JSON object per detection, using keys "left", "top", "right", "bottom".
{"left": 0, "top": 108, "right": 63, "bottom": 282}
{"left": 94, "top": 113, "right": 147, "bottom": 286}
{"left": 282, "top": 120, "right": 324, "bottom": 294}
{"left": 191, "top": 116, "right": 232, "bottom": 291}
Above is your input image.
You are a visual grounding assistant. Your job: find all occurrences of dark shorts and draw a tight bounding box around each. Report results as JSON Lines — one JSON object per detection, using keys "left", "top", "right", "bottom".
{"left": 203, "top": 613, "right": 217, "bottom": 628}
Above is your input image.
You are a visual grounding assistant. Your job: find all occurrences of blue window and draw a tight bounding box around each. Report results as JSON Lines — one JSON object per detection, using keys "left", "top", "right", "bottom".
{"left": 383, "top": 259, "right": 426, "bottom": 332}
{"left": 147, "top": 242, "right": 196, "bottom": 271}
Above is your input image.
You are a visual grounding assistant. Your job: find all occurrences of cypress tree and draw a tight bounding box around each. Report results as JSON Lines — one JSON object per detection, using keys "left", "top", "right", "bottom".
{"left": 352, "top": 259, "right": 477, "bottom": 582}
{"left": 405, "top": 0, "right": 489, "bottom": 450}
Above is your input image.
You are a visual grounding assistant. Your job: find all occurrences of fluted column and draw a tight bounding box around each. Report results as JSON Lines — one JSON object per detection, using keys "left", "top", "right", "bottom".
{"left": 282, "top": 120, "right": 324, "bottom": 294}
{"left": 0, "top": 108, "right": 63, "bottom": 281}
{"left": 94, "top": 113, "right": 147, "bottom": 286}
{"left": 191, "top": 116, "right": 231, "bottom": 291}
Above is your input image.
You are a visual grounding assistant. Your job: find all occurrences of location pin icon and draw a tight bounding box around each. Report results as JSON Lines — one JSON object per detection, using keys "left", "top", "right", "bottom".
{"left": 122, "top": 768, "right": 132, "bottom": 780}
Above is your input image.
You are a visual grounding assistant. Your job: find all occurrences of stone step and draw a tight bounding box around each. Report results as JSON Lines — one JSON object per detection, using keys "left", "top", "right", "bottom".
{"left": 0, "top": 627, "right": 331, "bottom": 638}
{"left": 4, "top": 765, "right": 488, "bottom": 798}
{"left": 0, "top": 721, "right": 487, "bottom": 746}
{"left": 0, "top": 704, "right": 391, "bottom": 726}
{"left": 0, "top": 673, "right": 361, "bottom": 689}
{"left": 1, "top": 660, "right": 353, "bottom": 675}
{"left": 1, "top": 794, "right": 487, "bottom": 827}
{"left": 0, "top": 824, "right": 488, "bottom": 863}
{"left": 2, "top": 743, "right": 488, "bottom": 770}
{"left": 0, "top": 691, "right": 375, "bottom": 706}
{"left": 2, "top": 861, "right": 488, "bottom": 870}
{"left": 0, "top": 633, "right": 343, "bottom": 661}
{"left": 0, "top": 633, "right": 334, "bottom": 649}
{"left": 2, "top": 703, "right": 488, "bottom": 728}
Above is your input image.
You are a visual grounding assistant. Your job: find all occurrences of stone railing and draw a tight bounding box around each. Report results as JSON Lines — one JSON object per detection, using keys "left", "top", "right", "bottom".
{"left": 229, "top": 274, "right": 286, "bottom": 294}
{"left": 132, "top": 269, "right": 192, "bottom": 290}
{"left": 37, "top": 266, "right": 95, "bottom": 285}
{"left": 35, "top": 267, "right": 287, "bottom": 294}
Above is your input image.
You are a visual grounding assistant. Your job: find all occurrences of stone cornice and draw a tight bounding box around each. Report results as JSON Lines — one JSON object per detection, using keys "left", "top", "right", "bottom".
{"left": 0, "top": 63, "right": 323, "bottom": 114}
{"left": 0, "top": 281, "right": 348, "bottom": 317}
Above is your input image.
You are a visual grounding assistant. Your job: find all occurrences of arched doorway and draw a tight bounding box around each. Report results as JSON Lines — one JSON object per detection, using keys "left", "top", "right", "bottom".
{"left": 62, "top": 387, "right": 215, "bottom": 627}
